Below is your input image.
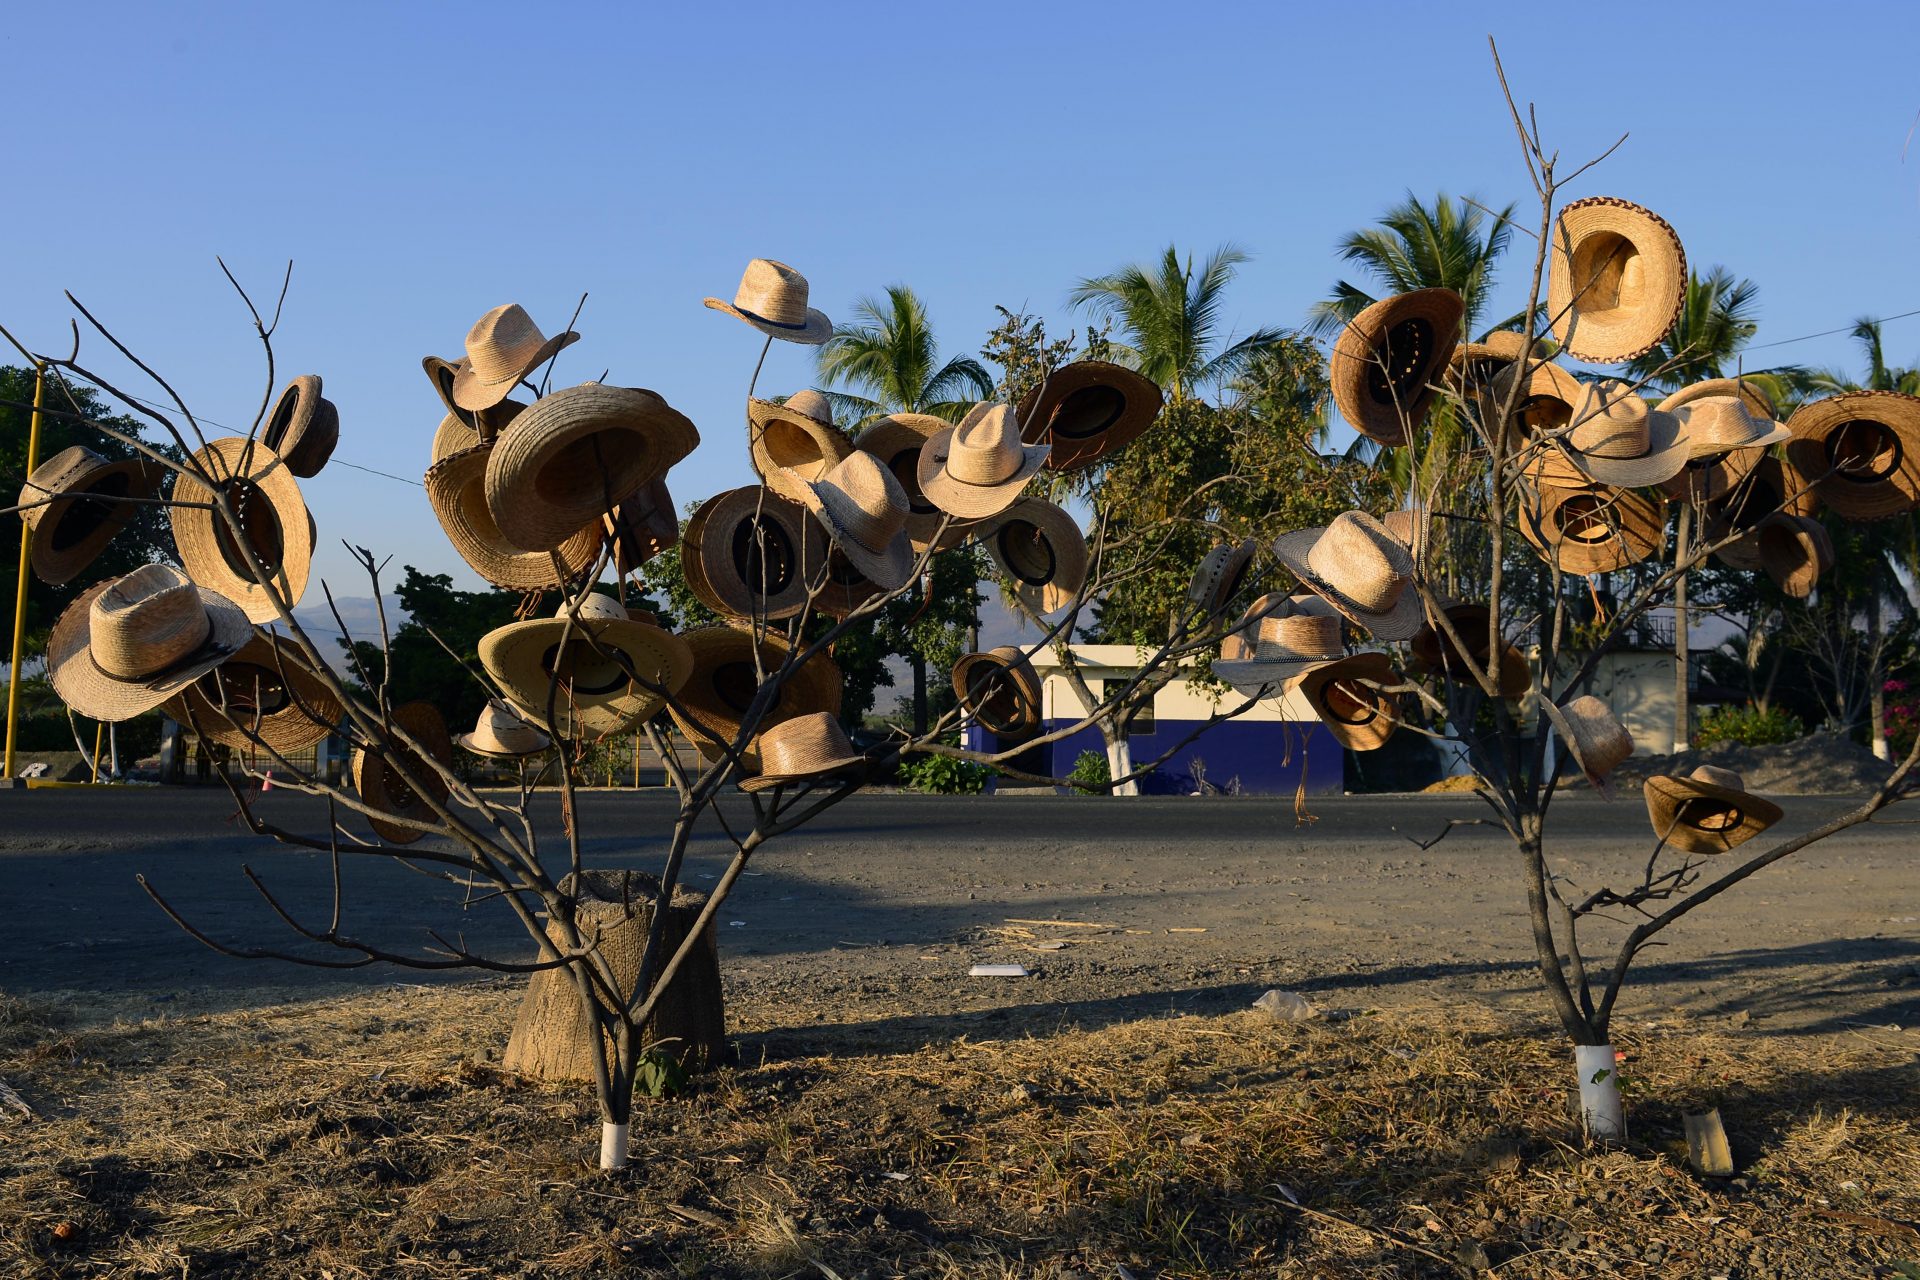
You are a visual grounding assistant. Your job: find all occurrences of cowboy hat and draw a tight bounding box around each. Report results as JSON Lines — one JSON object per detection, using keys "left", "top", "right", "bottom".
{"left": 425, "top": 354, "right": 529, "bottom": 442}
{"left": 1015, "top": 360, "right": 1163, "bottom": 472}
{"left": 427, "top": 442, "right": 602, "bottom": 591}
{"left": 47, "top": 565, "right": 251, "bottom": 722}
{"left": 431, "top": 399, "right": 527, "bottom": 465}
{"left": 1547, "top": 197, "right": 1687, "bottom": 364}
{"left": 456, "top": 698, "right": 552, "bottom": 759}
{"left": 683, "top": 486, "right": 824, "bottom": 620}
{"left": 1519, "top": 482, "right": 1665, "bottom": 576}
{"left": 809, "top": 549, "right": 888, "bottom": 619}
{"left": 1484, "top": 358, "right": 1584, "bottom": 453}
{"left": 1703, "top": 455, "right": 1819, "bottom": 571}
{"left": 1658, "top": 377, "right": 1776, "bottom": 420}
{"left": 1215, "top": 594, "right": 1349, "bottom": 695}
{"left": 1657, "top": 395, "right": 1787, "bottom": 503}
{"left": 1189, "top": 538, "right": 1258, "bottom": 620}
{"left": 1331, "top": 288, "right": 1464, "bottom": 446}
{"left": 446, "top": 304, "right": 580, "bottom": 412}
{"left": 351, "top": 700, "right": 454, "bottom": 845}
{"left": 704, "top": 258, "right": 832, "bottom": 344}
{"left": 1296, "top": 652, "right": 1401, "bottom": 752}
{"left": 1273, "top": 512, "right": 1424, "bottom": 640}
{"left": 1541, "top": 694, "right": 1632, "bottom": 799}
{"left": 951, "top": 646, "right": 1044, "bottom": 739}
{"left": 748, "top": 391, "right": 855, "bottom": 504}
{"left": 169, "top": 436, "right": 315, "bottom": 623}
{"left": 1219, "top": 591, "right": 1294, "bottom": 660}
{"left": 737, "top": 711, "right": 869, "bottom": 792}
{"left": 1784, "top": 391, "right": 1920, "bottom": 522}
{"left": 1644, "top": 766, "right": 1783, "bottom": 855}
{"left": 484, "top": 383, "right": 699, "bottom": 552}
{"left": 261, "top": 375, "right": 339, "bottom": 478}
{"left": 165, "top": 632, "right": 341, "bottom": 754}
{"left": 986, "top": 497, "right": 1088, "bottom": 617}
{"left": 798, "top": 449, "right": 916, "bottom": 589}
{"left": 918, "top": 403, "right": 1049, "bottom": 521}
{"left": 1755, "top": 513, "right": 1833, "bottom": 599}
{"left": 15, "top": 445, "right": 158, "bottom": 586}
{"left": 852, "top": 412, "right": 983, "bottom": 551}
{"left": 668, "top": 626, "right": 843, "bottom": 771}
{"left": 1524, "top": 379, "right": 1688, "bottom": 489}
{"left": 1408, "top": 602, "right": 1531, "bottom": 697}
{"left": 605, "top": 476, "right": 679, "bottom": 577}
{"left": 479, "top": 593, "right": 694, "bottom": 740}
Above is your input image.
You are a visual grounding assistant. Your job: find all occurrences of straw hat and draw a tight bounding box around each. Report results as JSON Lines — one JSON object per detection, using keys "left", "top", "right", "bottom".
{"left": 425, "top": 353, "right": 529, "bottom": 441}
{"left": 809, "top": 549, "right": 888, "bottom": 619}
{"left": 1546, "top": 197, "right": 1687, "bottom": 364}
{"left": 1189, "top": 538, "right": 1258, "bottom": 620}
{"left": 951, "top": 646, "right": 1044, "bottom": 739}
{"left": 797, "top": 449, "right": 916, "bottom": 589}
{"left": 456, "top": 698, "right": 551, "bottom": 759}
{"left": 1519, "top": 483, "right": 1665, "bottom": 576}
{"left": 170, "top": 437, "right": 315, "bottom": 623}
{"left": 668, "top": 627, "right": 843, "bottom": 771}
{"left": 427, "top": 442, "right": 602, "bottom": 591}
{"left": 1296, "top": 652, "right": 1401, "bottom": 752}
{"left": 484, "top": 383, "right": 699, "bottom": 552}
{"left": 351, "top": 700, "right": 454, "bottom": 846}
{"left": 259, "top": 375, "right": 339, "bottom": 479}
{"left": 1015, "top": 360, "right": 1164, "bottom": 472}
{"left": 1408, "top": 602, "right": 1531, "bottom": 697}
{"left": 737, "top": 711, "right": 869, "bottom": 792}
{"left": 1541, "top": 695, "right": 1632, "bottom": 799}
{"left": 1657, "top": 395, "right": 1788, "bottom": 503}
{"left": 605, "top": 476, "right": 679, "bottom": 577}
{"left": 1215, "top": 594, "right": 1349, "bottom": 694}
{"left": 918, "top": 403, "right": 1049, "bottom": 520}
{"left": 1524, "top": 380, "right": 1688, "bottom": 488}
{"left": 164, "top": 632, "right": 341, "bottom": 754}
{"left": 1755, "top": 513, "right": 1833, "bottom": 599}
{"left": 1331, "top": 288, "right": 1464, "bottom": 446}
{"left": 1784, "top": 391, "right": 1920, "bottom": 522}
{"left": 16, "top": 445, "right": 158, "bottom": 586}
{"left": 446, "top": 304, "right": 580, "bottom": 412}
{"left": 1219, "top": 591, "right": 1294, "bottom": 660}
{"left": 1703, "top": 455, "right": 1819, "bottom": 571}
{"left": 479, "top": 593, "right": 695, "bottom": 740}
{"left": 683, "top": 486, "right": 824, "bottom": 620}
{"left": 47, "top": 565, "right": 251, "bottom": 722}
{"left": 1446, "top": 330, "right": 1542, "bottom": 395}
{"left": 1659, "top": 377, "right": 1776, "bottom": 421}
{"left": 987, "top": 497, "right": 1088, "bottom": 616}
{"left": 852, "top": 412, "right": 983, "bottom": 550}
{"left": 431, "top": 399, "right": 526, "bottom": 464}
{"left": 704, "top": 259, "right": 831, "bottom": 344}
{"left": 1644, "top": 766, "right": 1783, "bottom": 855}
{"left": 748, "top": 391, "right": 855, "bottom": 504}
{"left": 1273, "top": 513, "right": 1424, "bottom": 640}
{"left": 1484, "top": 358, "right": 1585, "bottom": 452}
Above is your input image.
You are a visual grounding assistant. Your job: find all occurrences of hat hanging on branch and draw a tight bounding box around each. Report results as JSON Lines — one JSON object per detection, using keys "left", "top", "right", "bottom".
{"left": 682, "top": 486, "right": 824, "bottom": 620}
{"left": 1446, "top": 330, "right": 1543, "bottom": 397}
{"left": 1643, "top": 766, "right": 1782, "bottom": 855}
{"left": 444, "top": 304, "right": 579, "bottom": 412}
{"left": 1486, "top": 358, "right": 1585, "bottom": 454}
{"left": 747, "top": 391, "right": 855, "bottom": 504}
{"left": 852, "top": 412, "right": 984, "bottom": 552}
{"left": 951, "top": 646, "right": 1044, "bottom": 740}
{"left": 260, "top": 375, "right": 339, "bottom": 478}
{"left": 424, "top": 352, "right": 532, "bottom": 444}
{"left": 1658, "top": 376, "right": 1777, "bottom": 421}
{"left": 1214, "top": 594, "right": 1350, "bottom": 695}
{"left": 170, "top": 437, "right": 315, "bottom": 622}
{"left": 1784, "top": 391, "right": 1920, "bottom": 522}
{"left": 737, "top": 712, "right": 871, "bottom": 793}
{"left": 1294, "top": 652, "right": 1402, "bottom": 752}
{"left": 1754, "top": 513, "right": 1833, "bottom": 599}
{"left": 15, "top": 445, "right": 159, "bottom": 586}
{"left": 350, "top": 700, "right": 455, "bottom": 846}
{"left": 985, "top": 496, "right": 1088, "bottom": 617}
{"left": 1546, "top": 197, "right": 1686, "bottom": 364}
{"left": 1330, "top": 287, "right": 1463, "bottom": 446}
{"left": 479, "top": 593, "right": 694, "bottom": 740}
{"left": 164, "top": 632, "right": 342, "bottom": 754}
{"left": 1523, "top": 379, "right": 1688, "bottom": 489}
{"left": 668, "top": 627, "right": 843, "bottom": 772}
{"left": 1518, "top": 482, "right": 1665, "bottom": 576}
{"left": 1189, "top": 538, "right": 1258, "bottom": 621}
{"left": 604, "top": 476, "right": 679, "bottom": 578}
{"left": 47, "top": 565, "right": 250, "bottom": 722}
{"left": 1408, "top": 601, "right": 1531, "bottom": 698}
{"left": 1015, "top": 360, "right": 1164, "bottom": 472}
{"left": 427, "top": 443, "right": 603, "bottom": 591}
{"left": 1703, "top": 455, "right": 1820, "bottom": 571}
{"left": 797, "top": 450, "right": 917, "bottom": 590}
{"left": 456, "top": 698, "right": 552, "bottom": 759}
{"left": 431, "top": 400, "right": 527, "bottom": 464}
{"left": 1656, "top": 395, "right": 1789, "bottom": 503}
{"left": 1272, "top": 512, "right": 1424, "bottom": 640}
{"left": 704, "top": 258, "right": 832, "bottom": 344}
{"left": 1541, "top": 695, "right": 1633, "bottom": 799}
{"left": 1219, "top": 590, "right": 1294, "bottom": 661}
{"left": 918, "top": 402, "right": 1049, "bottom": 521}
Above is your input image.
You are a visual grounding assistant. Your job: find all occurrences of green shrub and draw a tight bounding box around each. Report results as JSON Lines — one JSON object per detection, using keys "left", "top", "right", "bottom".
{"left": 897, "top": 754, "right": 991, "bottom": 795}
{"left": 1694, "top": 703, "right": 1804, "bottom": 750}
{"left": 1067, "top": 749, "right": 1110, "bottom": 793}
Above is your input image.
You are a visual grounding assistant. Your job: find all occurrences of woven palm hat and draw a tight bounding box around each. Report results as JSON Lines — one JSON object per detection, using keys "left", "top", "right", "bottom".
{"left": 1645, "top": 766, "right": 1783, "bottom": 855}
{"left": 456, "top": 698, "right": 551, "bottom": 759}
{"left": 808, "top": 549, "right": 888, "bottom": 619}
{"left": 986, "top": 497, "right": 1088, "bottom": 616}
{"left": 668, "top": 627, "right": 843, "bottom": 771}
{"left": 748, "top": 391, "right": 855, "bottom": 504}
{"left": 170, "top": 436, "right": 315, "bottom": 623}
{"left": 1331, "top": 288, "right": 1464, "bottom": 447}
{"left": 1220, "top": 590, "right": 1294, "bottom": 660}
{"left": 1547, "top": 197, "right": 1687, "bottom": 364}
{"left": 425, "top": 353, "right": 530, "bottom": 442}
{"left": 852, "top": 412, "right": 981, "bottom": 550}
{"left": 351, "top": 700, "right": 454, "bottom": 846}
{"left": 17, "top": 445, "right": 158, "bottom": 586}
{"left": 479, "top": 593, "right": 695, "bottom": 740}
{"left": 431, "top": 399, "right": 527, "bottom": 465}
{"left": 952, "top": 645, "right": 1044, "bottom": 739}
{"left": 798, "top": 449, "right": 916, "bottom": 589}
{"left": 164, "top": 632, "right": 341, "bottom": 754}
{"left": 261, "top": 375, "right": 339, "bottom": 478}
{"left": 47, "top": 565, "right": 251, "bottom": 722}
{"left": 1541, "top": 694, "right": 1632, "bottom": 799}
{"left": 1296, "top": 652, "right": 1401, "bottom": 752}
{"left": 1273, "top": 512, "right": 1424, "bottom": 640}
{"left": 1215, "top": 594, "right": 1349, "bottom": 695}
{"left": 1446, "top": 330, "right": 1541, "bottom": 394}
{"left": 1784, "top": 391, "right": 1920, "bottom": 522}
{"left": 738, "top": 711, "right": 868, "bottom": 792}
{"left": 683, "top": 486, "right": 824, "bottom": 620}
{"left": 1408, "top": 602, "right": 1531, "bottom": 698}
{"left": 446, "top": 304, "right": 580, "bottom": 412}
{"left": 1485, "top": 358, "right": 1585, "bottom": 453}
{"left": 605, "top": 476, "right": 678, "bottom": 577}
{"left": 1189, "top": 538, "right": 1258, "bottom": 620}
{"left": 1519, "top": 483, "right": 1666, "bottom": 576}
{"left": 1755, "top": 513, "right": 1833, "bottom": 599}
{"left": 1015, "top": 360, "right": 1164, "bottom": 472}
{"left": 1658, "top": 377, "right": 1777, "bottom": 420}
{"left": 1525, "top": 379, "right": 1688, "bottom": 489}
{"left": 704, "top": 258, "right": 832, "bottom": 344}
{"left": 1704, "top": 455, "right": 1820, "bottom": 571}
{"left": 1657, "top": 395, "right": 1786, "bottom": 503}
{"left": 484, "top": 383, "right": 699, "bottom": 552}
{"left": 918, "top": 403, "right": 1050, "bottom": 520}
{"left": 427, "top": 442, "right": 601, "bottom": 590}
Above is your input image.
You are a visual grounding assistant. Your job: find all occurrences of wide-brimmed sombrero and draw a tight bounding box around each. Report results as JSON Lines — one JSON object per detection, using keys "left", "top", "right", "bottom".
{"left": 748, "top": 390, "right": 855, "bottom": 504}
{"left": 170, "top": 437, "right": 315, "bottom": 622}
{"left": 919, "top": 402, "right": 1049, "bottom": 521}
{"left": 1273, "top": 512, "right": 1424, "bottom": 640}
{"left": 1519, "top": 482, "right": 1666, "bottom": 576}
{"left": 165, "top": 632, "right": 342, "bottom": 755}
{"left": 737, "top": 711, "right": 870, "bottom": 792}
{"left": 1784, "top": 391, "right": 1920, "bottom": 522}
{"left": 704, "top": 259, "right": 832, "bottom": 344}
{"left": 351, "top": 700, "right": 454, "bottom": 845}
{"left": 951, "top": 645, "right": 1044, "bottom": 739}
{"left": 446, "top": 304, "right": 580, "bottom": 412}
{"left": 798, "top": 449, "right": 916, "bottom": 589}
{"left": 1541, "top": 694, "right": 1632, "bottom": 799}
{"left": 852, "top": 412, "right": 982, "bottom": 551}
{"left": 1547, "top": 197, "right": 1687, "bottom": 364}
{"left": 668, "top": 627, "right": 843, "bottom": 771}
{"left": 1704, "top": 455, "right": 1819, "bottom": 571}
{"left": 986, "top": 497, "right": 1088, "bottom": 617}
{"left": 1296, "top": 652, "right": 1401, "bottom": 752}
{"left": 427, "top": 442, "right": 602, "bottom": 591}
{"left": 431, "top": 400, "right": 526, "bottom": 465}
{"left": 605, "top": 476, "right": 679, "bottom": 577}
{"left": 1331, "top": 288, "right": 1464, "bottom": 446}
{"left": 479, "top": 593, "right": 694, "bottom": 740}
{"left": 1755, "top": 513, "right": 1833, "bottom": 599}
{"left": 47, "top": 565, "right": 251, "bottom": 723}
{"left": 1215, "top": 594, "right": 1349, "bottom": 695}
{"left": 1446, "top": 330, "right": 1542, "bottom": 396}
{"left": 1015, "top": 360, "right": 1163, "bottom": 472}
{"left": 1657, "top": 395, "right": 1787, "bottom": 503}
{"left": 1485, "top": 358, "right": 1584, "bottom": 453}
{"left": 1408, "top": 602, "right": 1530, "bottom": 697}
{"left": 484, "top": 383, "right": 699, "bottom": 552}
{"left": 1524, "top": 379, "right": 1688, "bottom": 489}
{"left": 261, "top": 375, "right": 339, "bottom": 478}
{"left": 682, "top": 486, "right": 824, "bottom": 621}
{"left": 16, "top": 445, "right": 159, "bottom": 586}
{"left": 456, "top": 698, "right": 552, "bottom": 759}
{"left": 1644, "top": 766, "right": 1783, "bottom": 855}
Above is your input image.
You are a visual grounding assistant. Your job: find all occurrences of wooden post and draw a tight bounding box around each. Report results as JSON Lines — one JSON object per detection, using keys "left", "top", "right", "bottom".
{"left": 4, "top": 366, "right": 46, "bottom": 779}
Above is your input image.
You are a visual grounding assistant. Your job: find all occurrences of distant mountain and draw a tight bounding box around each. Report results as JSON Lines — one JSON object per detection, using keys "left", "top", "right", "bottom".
{"left": 287, "top": 595, "right": 405, "bottom": 671}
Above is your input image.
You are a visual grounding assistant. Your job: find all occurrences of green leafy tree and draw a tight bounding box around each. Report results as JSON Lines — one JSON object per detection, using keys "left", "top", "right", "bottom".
{"left": 342, "top": 568, "right": 530, "bottom": 737}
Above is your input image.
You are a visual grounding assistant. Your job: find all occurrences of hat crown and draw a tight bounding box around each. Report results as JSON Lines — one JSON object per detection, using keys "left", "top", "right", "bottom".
{"left": 89, "top": 564, "right": 215, "bottom": 680}
{"left": 1569, "top": 380, "right": 1651, "bottom": 458}
{"left": 733, "top": 259, "right": 811, "bottom": 327}
{"left": 24, "top": 445, "right": 107, "bottom": 500}
{"left": 1689, "top": 764, "right": 1745, "bottom": 790}
{"left": 1563, "top": 694, "right": 1633, "bottom": 776}
{"left": 1255, "top": 612, "right": 1342, "bottom": 659}
{"left": 465, "top": 304, "right": 557, "bottom": 385}
{"left": 781, "top": 389, "right": 834, "bottom": 425}
{"left": 558, "top": 592, "right": 630, "bottom": 624}
{"left": 946, "top": 404, "right": 1026, "bottom": 485}
{"left": 756, "top": 710, "right": 856, "bottom": 777}
{"left": 1305, "top": 512, "right": 1411, "bottom": 613}
{"left": 1678, "top": 395, "right": 1768, "bottom": 450}
{"left": 817, "top": 450, "right": 908, "bottom": 551}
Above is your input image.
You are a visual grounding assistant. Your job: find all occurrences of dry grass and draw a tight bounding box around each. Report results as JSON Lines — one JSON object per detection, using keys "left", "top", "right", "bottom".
{"left": 1, "top": 985, "right": 1916, "bottom": 1278}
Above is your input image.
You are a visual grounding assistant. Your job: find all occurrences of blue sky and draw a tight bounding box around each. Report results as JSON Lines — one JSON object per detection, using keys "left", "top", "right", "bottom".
{"left": 6, "top": 1, "right": 1919, "bottom": 601}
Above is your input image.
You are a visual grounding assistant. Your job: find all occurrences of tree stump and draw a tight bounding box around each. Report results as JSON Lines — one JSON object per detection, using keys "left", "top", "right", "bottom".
{"left": 503, "top": 869, "right": 726, "bottom": 1081}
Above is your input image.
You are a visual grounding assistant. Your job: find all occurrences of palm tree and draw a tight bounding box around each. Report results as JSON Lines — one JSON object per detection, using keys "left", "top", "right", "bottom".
{"left": 1307, "top": 192, "right": 1519, "bottom": 341}
{"left": 815, "top": 285, "right": 993, "bottom": 427}
{"left": 1623, "top": 267, "right": 1764, "bottom": 393}
{"left": 1809, "top": 317, "right": 1920, "bottom": 396}
{"left": 1069, "top": 244, "right": 1289, "bottom": 404}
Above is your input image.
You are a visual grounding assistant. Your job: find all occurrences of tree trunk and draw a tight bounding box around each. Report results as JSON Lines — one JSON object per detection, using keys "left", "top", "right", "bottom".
{"left": 1673, "top": 507, "right": 1691, "bottom": 752}
{"left": 911, "top": 651, "right": 928, "bottom": 736}
{"left": 1103, "top": 725, "right": 1139, "bottom": 797}
{"left": 504, "top": 870, "right": 726, "bottom": 1082}
{"left": 1869, "top": 592, "right": 1889, "bottom": 760}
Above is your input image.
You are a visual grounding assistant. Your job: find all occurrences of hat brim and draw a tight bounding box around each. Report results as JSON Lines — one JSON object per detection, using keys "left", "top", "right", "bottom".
{"left": 986, "top": 497, "right": 1089, "bottom": 616}
{"left": 24, "top": 455, "right": 159, "bottom": 587}
{"left": 1014, "top": 360, "right": 1164, "bottom": 472}
{"left": 1547, "top": 198, "right": 1687, "bottom": 365}
{"left": 747, "top": 398, "right": 856, "bottom": 504}
{"left": 1215, "top": 653, "right": 1345, "bottom": 696}
{"left": 737, "top": 749, "right": 869, "bottom": 792}
{"left": 262, "top": 375, "right": 339, "bottom": 479}
{"left": 703, "top": 298, "right": 832, "bottom": 345}
{"left": 605, "top": 476, "right": 679, "bottom": 577}
{"left": 1644, "top": 774, "right": 1783, "bottom": 855}
{"left": 1295, "top": 652, "right": 1400, "bottom": 752}
{"left": 480, "top": 615, "right": 694, "bottom": 740}
{"left": 164, "top": 633, "right": 341, "bottom": 753}
{"left": 1331, "top": 288, "right": 1464, "bottom": 447}
{"left": 951, "top": 647, "right": 1044, "bottom": 739}
{"left": 427, "top": 443, "right": 603, "bottom": 591}
{"left": 668, "top": 627, "right": 843, "bottom": 771}
{"left": 169, "top": 438, "right": 315, "bottom": 623}
{"left": 49, "top": 579, "right": 253, "bottom": 723}
{"left": 352, "top": 701, "right": 454, "bottom": 845}
{"left": 1271, "top": 527, "right": 1426, "bottom": 641}
{"left": 798, "top": 483, "right": 916, "bottom": 591}
{"left": 686, "top": 486, "right": 828, "bottom": 619}
{"left": 1658, "top": 378, "right": 1777, "bottom": 420}
{"left": 1784, "top": 391, "right": 1920, "bottom": 522}
{"left": 448, "top": 332, "right": 580, "bottom": 411}
{"left": 455, "top": 731, "right": 551, "bottom": 759}
{"left": 916, "top": 425, "right": 1050, "bottom": 521}
{"left": 1554, "top": 407, "right": 1691, "bottom": 488}
{"left": 1188, "top": 539, "right": 1257, "bottom": 619}
{"left": 1519, "top": 483, "right": 1666, "bottom": 576}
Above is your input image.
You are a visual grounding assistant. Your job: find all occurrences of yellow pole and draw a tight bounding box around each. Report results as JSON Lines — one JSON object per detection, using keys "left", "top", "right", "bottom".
{"left": 4, "top": 365, "right": 46, "bottom": 779}
{"left": 90, "top": 721, "right": 103, "bottom": 784}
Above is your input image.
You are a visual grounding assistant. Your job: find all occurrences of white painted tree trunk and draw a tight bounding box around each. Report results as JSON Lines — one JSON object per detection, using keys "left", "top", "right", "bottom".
{"left": 1105, "top": 735, "right": 1139, "bottom": 797}
{"left": 600, "top": 1121, "right": 630, "bottom": 1171}
{"left": 1575, "top": 1045, "right": 1624, "bottom": 1139}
